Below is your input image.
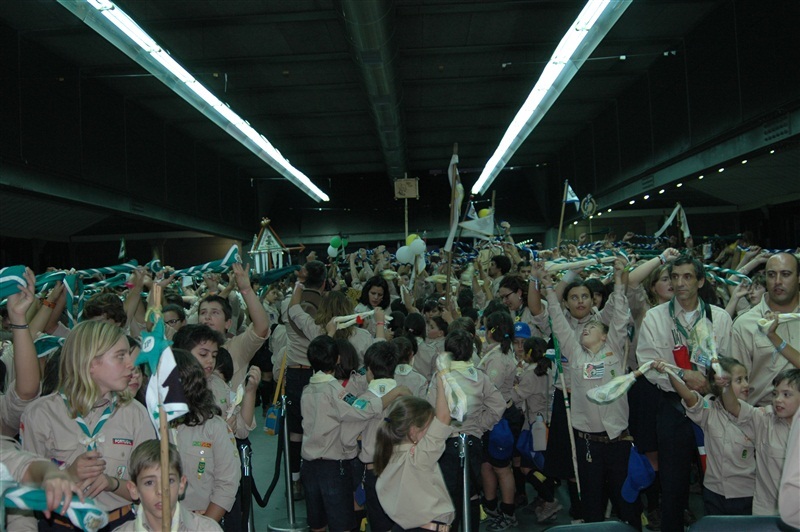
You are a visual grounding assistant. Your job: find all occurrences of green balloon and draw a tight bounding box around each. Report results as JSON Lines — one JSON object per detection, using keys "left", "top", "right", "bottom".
{"left": 341, "top": 238, "right": 349, "bottom": 248}
{"left": 330, "top": 236, "right": 342, "bottom": 248}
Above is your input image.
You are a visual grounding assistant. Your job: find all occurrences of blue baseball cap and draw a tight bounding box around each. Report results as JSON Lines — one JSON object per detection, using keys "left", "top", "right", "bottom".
{"left": 514, "top": 322, "right": 532, "bottom": 339}
{"left": 622, "top": 445, "right": 655, "bottom": 503}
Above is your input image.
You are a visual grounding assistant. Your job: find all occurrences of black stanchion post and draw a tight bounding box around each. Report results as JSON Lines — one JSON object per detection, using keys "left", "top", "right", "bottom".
{"left": 239, "top": 443, "right": 255, "bottom": 532}
{"left": 268, "top": 395, "right": 308, "bottom": 532}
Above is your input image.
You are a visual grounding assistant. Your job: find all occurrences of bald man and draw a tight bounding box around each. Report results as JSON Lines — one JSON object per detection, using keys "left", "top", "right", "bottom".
{"left": 732, "top": 252, "right": 800, "bottom": 406}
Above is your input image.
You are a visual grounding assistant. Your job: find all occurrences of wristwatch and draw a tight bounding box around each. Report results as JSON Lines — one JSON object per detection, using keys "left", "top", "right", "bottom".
{"left": 677, "top": 369, "right": 686, "bottom": 380}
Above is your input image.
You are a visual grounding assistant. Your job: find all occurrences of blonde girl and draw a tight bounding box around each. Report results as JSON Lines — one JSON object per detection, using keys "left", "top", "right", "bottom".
{"left": 22, "top": 320, "right": 155, "bottom": 530}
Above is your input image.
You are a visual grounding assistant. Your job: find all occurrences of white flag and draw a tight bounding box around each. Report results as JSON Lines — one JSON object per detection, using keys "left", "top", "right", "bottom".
{"left": 459, "top": 212, "right": 495, "bottom": 240}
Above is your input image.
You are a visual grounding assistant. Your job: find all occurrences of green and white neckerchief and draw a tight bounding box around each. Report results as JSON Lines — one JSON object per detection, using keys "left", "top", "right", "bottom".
{"left": 62, "top": 393, "right": 117, "bottom": 451}
{"left": 668, "top": 298, "right": 708, "bottom": 344}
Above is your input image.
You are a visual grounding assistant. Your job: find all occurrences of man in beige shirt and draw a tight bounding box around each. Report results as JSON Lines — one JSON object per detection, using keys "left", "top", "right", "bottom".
{"left": 637, "top": 256, "right": 732, "bottom": 532}
{"left": 732, "top": 252, "right": 800, "bottom": 407}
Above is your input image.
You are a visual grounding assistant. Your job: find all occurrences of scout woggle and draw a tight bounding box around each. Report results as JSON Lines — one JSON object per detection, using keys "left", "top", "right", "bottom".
{"left": 333, "top": 310, "right": 393, "bottom": 330}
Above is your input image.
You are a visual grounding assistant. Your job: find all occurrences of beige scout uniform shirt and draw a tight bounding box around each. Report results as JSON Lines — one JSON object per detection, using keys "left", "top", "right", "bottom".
{"left": 732, "top": 295, "right": 800, "bottom": 407}
{"left": 112, "top": 503, "right": 222, "bottom": 531}
{"left": 283, "top": 291, "right": 322, "bottom": 366}
{"left": 1, "top": 437, "right": 50, "bottom": 532}
{"left": 413, "top": 337, "right": 445, "bottom": 382}
{"left": 288, "top": 305, "right": 376, "bottom": 365}
{"left": 300, "top": 373, "right": 383, "bottom": 461}
{"left": 394, "top": 364, "right": 428, "bottom": 398}
{"left": 427, "top": 364, "right": 506, "bottom": 439}
{"left": 779, "top": 408, "right": 800, "bottom": 528}
{"left": 736, "top": 401, "right": 790, "bottom": 515}
{"left": 1, "top": 384, "right": 39, "bottom": 438}
{"left": 21, "top": 393, "right": 155, "bottom": 511}
{"left": 684, "top": 392, "right": 755, "bottom": 499}
{"left": 376, "top": 417, "right": 455, "bottom": 528}
{"left": 637, "top": 300, "right": 732, "bottom": 393}
{"left": 358, "top": 378, "right": 398, "bottom": 464}
{"left": 1, "top": 436, "right": 50, "bottom": 481}
{"left": 172, "top": 416, "right": 241, "bottom": 513}
{"left": 223, "top": 323, "right": 268, "bottom": 390}
{"left": 478, "top": 345, "right": 517, "bottom": 402}
{"left": 207, "top": 374, "right": 256, "bottom": 439}
{"left": 511, "top": 364, "right": 550, "bottom": 426}
{"left": 547, "top": 286, "right": 630, "bottom": 438}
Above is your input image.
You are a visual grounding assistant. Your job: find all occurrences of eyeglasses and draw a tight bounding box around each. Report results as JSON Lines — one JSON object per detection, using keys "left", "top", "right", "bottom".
{"left": 498, "top": 292, "right": 514, "bottom": 300}
{"left": 165, "top": 318, "right": 183, "bottom": 326}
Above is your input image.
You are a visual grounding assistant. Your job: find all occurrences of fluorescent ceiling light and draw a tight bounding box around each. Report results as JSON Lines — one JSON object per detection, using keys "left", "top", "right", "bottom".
{"left": 473, "top": 0, "right": 631, "bottom": 195}
{"left": 59, "top": 0, "right": 329, "bottom": 202}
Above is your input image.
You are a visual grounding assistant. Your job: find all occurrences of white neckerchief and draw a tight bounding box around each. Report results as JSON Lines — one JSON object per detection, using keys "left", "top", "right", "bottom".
{"left": 309, "top": 371, "right": 337, "bottom": 384}
{"left": 132, "top": 501, "right": 181, "bottom": 531}
{"left": 367, "top": 378, "right": 397, "bottom": 397}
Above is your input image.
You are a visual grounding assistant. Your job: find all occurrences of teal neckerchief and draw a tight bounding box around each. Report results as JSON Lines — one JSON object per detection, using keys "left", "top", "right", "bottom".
{"left": 61, "top": 393, "right": 117, "bottom": 451}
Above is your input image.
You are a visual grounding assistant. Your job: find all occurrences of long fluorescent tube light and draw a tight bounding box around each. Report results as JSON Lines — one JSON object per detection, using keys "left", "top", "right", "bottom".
{"left": 472, "top": 0, "right": 632, "bottom": 195}
{"left": 61, "top": 0, "right": 330, "bottom": 202}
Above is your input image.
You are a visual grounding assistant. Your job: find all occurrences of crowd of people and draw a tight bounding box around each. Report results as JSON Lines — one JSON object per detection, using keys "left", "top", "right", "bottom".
{"left": 0, "top": 228, "right": 798, "bottom": 532}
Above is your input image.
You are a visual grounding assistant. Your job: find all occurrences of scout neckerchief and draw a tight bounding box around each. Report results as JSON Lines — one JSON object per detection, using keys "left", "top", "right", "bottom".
{"left": 132, "top": 501, "right": 181, "bottom": 532}
{"left": 62, "top": 392, "right": 117, "bottom": 451}
{"left": 669, "top": 297, "right": 709, "bottom": 346}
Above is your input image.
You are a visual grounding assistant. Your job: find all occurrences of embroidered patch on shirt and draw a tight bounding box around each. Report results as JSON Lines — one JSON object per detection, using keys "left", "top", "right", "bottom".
{"left": 342, "top": 393, "right": 370, "bottom": 410}
{"left": 583, "top": 362, "right": 604, "bottom": 379}
{"left": 113, "top": 438, "right": 133, "bottom": 446}
{"left": 193, "top": 441, "right": 213, "bottom": 448}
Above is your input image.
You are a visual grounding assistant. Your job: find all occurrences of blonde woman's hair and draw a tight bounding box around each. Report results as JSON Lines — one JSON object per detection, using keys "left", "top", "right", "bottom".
{"left": 315, "top": 290, "right": 355, "bottom": 340}
{"left": 59, "top": 320, "right": 131, "bottom": 418}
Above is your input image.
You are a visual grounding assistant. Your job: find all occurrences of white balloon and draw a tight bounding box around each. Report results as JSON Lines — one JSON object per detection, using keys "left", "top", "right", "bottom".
{"left": 395, "top": 246, "right": 414, "bottom": 264}
{"left": 327, "top": 245, "right": 339, "bottom": 258}
{"left": 410, "top": 238, "right": 426, "bottom": 255}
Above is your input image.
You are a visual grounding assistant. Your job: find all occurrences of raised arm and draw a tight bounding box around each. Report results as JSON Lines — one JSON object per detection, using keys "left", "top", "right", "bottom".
{"left": 542, "top": 273, "right": 582, "bottom": 357}
{"left": 526, "top": 262, "right": 545, "bottom": 316}
{"left": 434, "top": 373, "right": 451, "bottom": 426}
{"left": 766, "top": 313, "right": 800, "bottom": 368}
{"left": 652, "top": 360, "right": 698, "bottom": 407}
{"left": 233, "top": 263, "right": 269, "bottom": 337}
{"left": 7, "top": 269, "right": 41, "bottom": 400}
{"left": 628, "top": 248, "right": 679, "bottom": 288}
{"left": 29, "top": 281, "right": 63, "bottom": 337}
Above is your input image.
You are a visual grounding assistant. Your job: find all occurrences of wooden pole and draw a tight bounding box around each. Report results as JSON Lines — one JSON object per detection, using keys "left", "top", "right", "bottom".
{"left": 149, "top": 284, "right": 171, "bottom": 532}
{"left": 559, "top": 371, "right": 581, "bottom": 499}
{"left": 159, "top": 405, "right": 170, "bottom": 532}
{"left": 556, "top": 180, "right": 569, "bottom": 253}
{"left": 404, "top": 198, "right": 409, "bottom": 240}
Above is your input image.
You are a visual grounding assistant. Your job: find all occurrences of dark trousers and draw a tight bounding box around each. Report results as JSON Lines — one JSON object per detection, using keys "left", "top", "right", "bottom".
{"left": 364, "top": 467, "right": 395, "bottom": 531}
{"left": 657, "top": 392, "right": 696, "bottom": 532}
{"left": 575, "top": 434, "right": 642, "bottom": 530}
{"left": 301, "top": 458, "right": 355, "bottom": 531}
{"left": 702, "top": 487, "right": 753, "bottom": 516}
{"left": 438, "top": 435, "right": 482, "bottom": 532}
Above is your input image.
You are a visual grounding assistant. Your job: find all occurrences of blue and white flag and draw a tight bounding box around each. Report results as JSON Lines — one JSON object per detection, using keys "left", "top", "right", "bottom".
{"left": 565, "top": 182, "right": 580, "bottom": 212}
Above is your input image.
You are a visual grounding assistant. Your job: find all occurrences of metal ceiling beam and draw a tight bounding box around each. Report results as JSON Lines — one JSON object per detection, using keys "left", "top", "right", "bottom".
{"left": 0, "top": 162, "right": 251, "bottom": 241}
{"left": 338, "top": 0, "right": 407, "bottom": 182}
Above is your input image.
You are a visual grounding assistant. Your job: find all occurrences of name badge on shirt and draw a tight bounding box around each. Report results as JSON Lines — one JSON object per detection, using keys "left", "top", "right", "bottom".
{"left": 583, "top": 362, "right": 605, "bottom": 380}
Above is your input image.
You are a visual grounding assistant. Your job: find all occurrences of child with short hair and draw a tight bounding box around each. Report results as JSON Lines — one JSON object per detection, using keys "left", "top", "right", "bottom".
{"left": 357, "top": 342, "right": 402, "bottom": 531}
{"left": 114, "top": 439, "right": 221, "bottom": 531}
{"left": 721, "top": 368, "right": 800, "bottom": 515}
{"left": 391, "top": 336, "right": 427, "bottom": 398}
{"left": 654, "top": 356, "right": 755, "bottom": 515}
{"left": 375, "top": 375, "right": 454, "bottom": 530}
{"left": 301, "top": 336, "right": 408, "bottom": 532}
{"left": 427, "top": 329, "right": 506, "bottom": 531}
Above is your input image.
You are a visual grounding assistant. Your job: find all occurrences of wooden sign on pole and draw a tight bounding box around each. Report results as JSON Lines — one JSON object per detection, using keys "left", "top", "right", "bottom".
{"left": 394, "top": 176, "right": 419, "bottom": 239}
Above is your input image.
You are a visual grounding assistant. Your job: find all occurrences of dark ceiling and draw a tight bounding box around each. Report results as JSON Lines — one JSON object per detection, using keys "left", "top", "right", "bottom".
{"left": 0, "top": 0, "right": 798, "bottom": 254}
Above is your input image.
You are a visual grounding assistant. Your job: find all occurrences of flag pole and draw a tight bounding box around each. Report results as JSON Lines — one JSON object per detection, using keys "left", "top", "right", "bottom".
{"left": 150, "top": 284, "right": 171, "bottom": 532}
{"left": 556, "top": 180, "right": 569, "bottom": 254}
{"left": 445, "top": 144, "right": 458, "bottom": 310}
